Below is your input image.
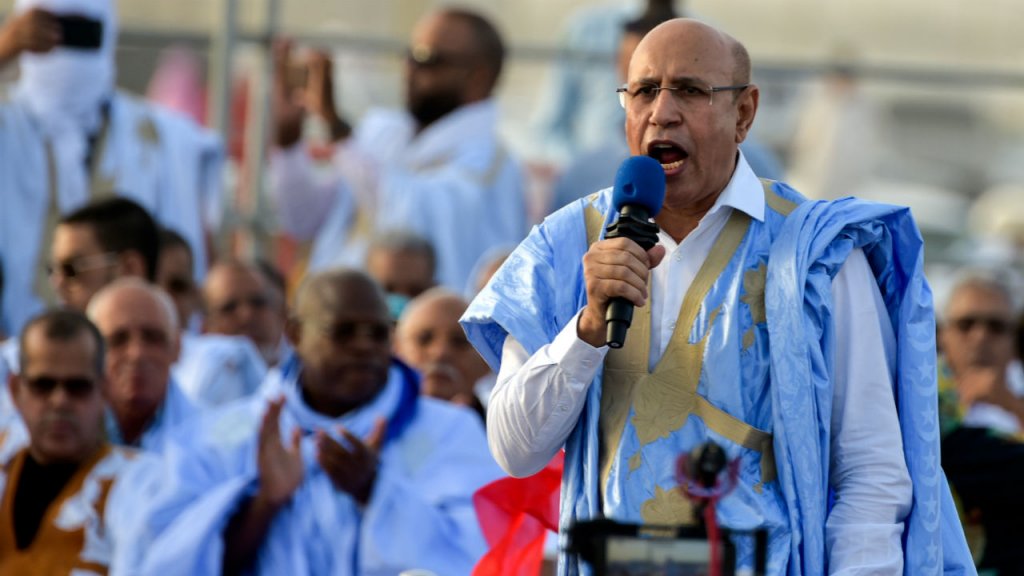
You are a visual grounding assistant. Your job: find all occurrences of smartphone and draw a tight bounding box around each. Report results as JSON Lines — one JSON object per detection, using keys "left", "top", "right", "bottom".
{"left": 56, "top": 15, "right": 103, "bottom": 50}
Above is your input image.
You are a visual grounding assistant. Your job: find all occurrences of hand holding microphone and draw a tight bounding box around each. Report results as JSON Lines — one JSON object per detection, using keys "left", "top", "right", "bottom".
{"left": 578, "top": 156, "right": 666, "bottom": 349}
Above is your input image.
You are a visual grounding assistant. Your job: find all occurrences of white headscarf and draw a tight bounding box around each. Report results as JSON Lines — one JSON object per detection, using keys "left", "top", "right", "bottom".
{"left": 13, "top": 0, "right": 118, "bottom": 137}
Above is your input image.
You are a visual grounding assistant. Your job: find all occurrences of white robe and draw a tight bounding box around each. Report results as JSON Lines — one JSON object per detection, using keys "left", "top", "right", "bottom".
{"left": 111, "top": 359, "right": 504, "bottom": 575}
{"left": 172, "top": 333, "right": 268, "bottom": 409}
{"left": 270, "top": 99, "right": 527, "bottom": 291}
{"left": 0, "top": 91, "right": 224, "bottom": 337}
{"left": 105, "top": 378, "right": 200, "bottom": 454}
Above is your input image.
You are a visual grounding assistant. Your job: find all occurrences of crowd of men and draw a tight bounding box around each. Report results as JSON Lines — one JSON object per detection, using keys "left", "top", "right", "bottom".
{"left": 0, "top": 0, "right": 1014, "bottom": 574}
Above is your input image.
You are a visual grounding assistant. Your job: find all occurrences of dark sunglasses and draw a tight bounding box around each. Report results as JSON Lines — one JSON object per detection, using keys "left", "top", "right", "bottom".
{"left": 23, "top": 376, "right": 96, "bottom": 399}
{"left": 46, "top": 251, "right": 118, "bottom": 280}
{"left": 949, "top": 315, "right": 1013, "bottom": 336}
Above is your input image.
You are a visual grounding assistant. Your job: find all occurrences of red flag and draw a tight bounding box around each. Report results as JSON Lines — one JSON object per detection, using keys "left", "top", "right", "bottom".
{"left": 473, "top": 453, "right": 564, "bottom": 576}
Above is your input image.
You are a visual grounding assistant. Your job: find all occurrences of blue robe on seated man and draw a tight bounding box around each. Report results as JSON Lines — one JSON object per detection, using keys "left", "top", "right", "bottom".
{"left": 110, "top": 354, "right": 504, "bottom": 576}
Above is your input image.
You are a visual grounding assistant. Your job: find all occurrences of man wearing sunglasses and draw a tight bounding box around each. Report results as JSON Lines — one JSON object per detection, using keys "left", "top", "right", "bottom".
{"left": 0, "top": 309, "right": 134, "bottom": 573}
{"left": 938, "top": 271, "right": 1024, "bottom": 435}
{"left": 114, "top": 269, "right": 503, "bottom": 574}
{"left": 937, "top": 270, "right": 1024, "bottom": 573}
{"left": 269, "top": 8, "right": 526, "bottom": 294}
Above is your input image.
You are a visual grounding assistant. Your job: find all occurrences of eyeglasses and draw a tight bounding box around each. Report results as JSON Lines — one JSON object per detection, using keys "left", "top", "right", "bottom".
{"left": 213, "top": 294, "right": 269, "bottom": 316}
{"left": 314, "top": 320, "right": 391, "bottom": 344}
{"left": 47, "top": 251, "right": 119, "bottom": 280}
{"left": 948, "top": 315, "right": 1013, "bottom": 336}
{"left": 22, "top": 376, "right": 96, "bottom": 399}
{"left": 616, "top": 81, "right": 750, "bottom": 110}
{"left": 405, "top": 45, "right": 473, "bottom": 69}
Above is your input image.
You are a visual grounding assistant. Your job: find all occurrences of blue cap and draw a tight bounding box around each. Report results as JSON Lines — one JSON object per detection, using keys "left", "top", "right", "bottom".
{"left": 612, "top": 155, "right": 666, "bottom": 217}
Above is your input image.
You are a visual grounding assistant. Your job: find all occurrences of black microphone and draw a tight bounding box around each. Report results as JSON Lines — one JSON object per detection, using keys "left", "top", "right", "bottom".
{"left": 604, "top": 155, "right": 666, "bottom": 349}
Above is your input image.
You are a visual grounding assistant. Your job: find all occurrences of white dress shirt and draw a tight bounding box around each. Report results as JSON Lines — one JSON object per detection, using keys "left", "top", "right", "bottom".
{"left": 487, "top": 155, "right": 913, "bottom": 574}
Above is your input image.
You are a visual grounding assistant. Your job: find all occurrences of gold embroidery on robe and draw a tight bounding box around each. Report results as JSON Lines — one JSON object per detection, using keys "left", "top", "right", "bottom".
{"left": 583, "top": 196, "right": 779, "bottom": 525}
{"left": 640, "top": 485, "right": 695, "bottom": 526}
{"left": 741, "top": 262, "right": 767, "bottom": 349}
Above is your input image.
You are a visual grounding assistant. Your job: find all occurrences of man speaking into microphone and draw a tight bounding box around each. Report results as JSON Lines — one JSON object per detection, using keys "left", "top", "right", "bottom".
{"left": 462, "top": 18, "right": 974, "bottom": 576}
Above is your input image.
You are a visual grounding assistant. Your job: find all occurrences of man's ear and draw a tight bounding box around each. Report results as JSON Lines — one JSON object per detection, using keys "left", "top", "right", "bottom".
{"left": 117, "top": 250, "right": 147, "bottom": 280}
{"left": 734, "top": 84, "right": 760, "bottom": 144}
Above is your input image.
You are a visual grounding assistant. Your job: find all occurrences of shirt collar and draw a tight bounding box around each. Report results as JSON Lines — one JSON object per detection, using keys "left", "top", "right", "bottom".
{"left": 704, "top": 150, "right": 766, "bottom": 223}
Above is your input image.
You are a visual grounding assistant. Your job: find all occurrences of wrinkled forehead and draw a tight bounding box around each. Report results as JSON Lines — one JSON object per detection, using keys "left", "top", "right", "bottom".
{"left": 628, "top": 22, "right": 734, "bottom": 85}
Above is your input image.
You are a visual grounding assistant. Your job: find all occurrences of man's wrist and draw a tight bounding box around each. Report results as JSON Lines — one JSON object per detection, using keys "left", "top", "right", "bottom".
{"left": 576, "top": 307, "right": 607, "bottom": 348}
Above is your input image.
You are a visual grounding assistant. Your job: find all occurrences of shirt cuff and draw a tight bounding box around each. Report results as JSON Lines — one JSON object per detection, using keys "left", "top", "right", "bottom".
{"left": 544, "top": 310, "right": 608, "bottom": 382}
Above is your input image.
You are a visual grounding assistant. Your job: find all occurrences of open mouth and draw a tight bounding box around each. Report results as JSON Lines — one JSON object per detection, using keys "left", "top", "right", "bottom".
{"left": 647, "top": 142, "right": 688, "bottom": 171}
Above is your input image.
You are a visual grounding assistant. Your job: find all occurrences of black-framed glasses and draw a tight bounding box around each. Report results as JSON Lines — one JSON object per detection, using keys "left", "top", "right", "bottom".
{"left": 46, "top": 251, "right": 119, "bottom": 280}
{"left": 22, "top": 376, "right": 97, "bottom": 399}
{"left": 948, "top": 315, "right": 1013, "bottom": 336}
{"left": 616, "top": 81, "right": 750, "bottom": 110}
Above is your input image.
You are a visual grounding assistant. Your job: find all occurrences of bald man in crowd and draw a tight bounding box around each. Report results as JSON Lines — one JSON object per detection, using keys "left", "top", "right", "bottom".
{"left": 117, "top": 269, "right": 503, "bottom": 575}
{"left": 86, "top": 279, "right": 198, "bottom": 452}
{"left": 395, "top": 288, "right": 491, "bottom": 419}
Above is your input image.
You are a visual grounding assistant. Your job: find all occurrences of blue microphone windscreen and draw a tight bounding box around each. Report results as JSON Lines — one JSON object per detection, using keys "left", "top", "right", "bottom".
{"left": 612, "top": 155, "right": 666, "bottom": 217}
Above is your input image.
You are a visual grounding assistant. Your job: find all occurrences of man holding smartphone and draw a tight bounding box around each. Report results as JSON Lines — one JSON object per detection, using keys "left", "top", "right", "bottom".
{"left": 0, "top": 0, "right": 225, "bottom": 342}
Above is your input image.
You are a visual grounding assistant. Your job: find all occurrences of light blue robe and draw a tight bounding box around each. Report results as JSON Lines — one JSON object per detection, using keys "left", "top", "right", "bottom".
{"left": 111, "top": 354, "right": 504, "bottom": 575}
{"left": 105, "top": 378, "right": 199, "bottom": 454}
{"left": 280, "top": 99, "right": 527, "bottom": 292}
{"left": 462, "top": 183, "right": 975, "bottom": 575}
{"left": 172, "top": 333, "right": 268, "bottom": 408}
{"left": 0, "top": 91, "right": 224, "bottom": 337}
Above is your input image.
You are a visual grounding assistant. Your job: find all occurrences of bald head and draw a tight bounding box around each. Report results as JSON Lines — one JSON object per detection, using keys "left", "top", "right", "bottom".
{"left": 85, "top": 278, "right": 179, "bottom": 443}
{"left": 294, "top": 269, "right": 388, "bottom": 322}
{"left": 624, "top": 18, "right": 758, "bottom": 221}
{"left": 395, "top": 287, "right": 489, "bottom": 404}
{"left": 290, "top": 269, "right": 393, "bottom": 418}
{"left": 87, "top": 278, "right": 178, "bottom": 334}
{"left": 632, "top": 18, "right": 750, "bottom": 86}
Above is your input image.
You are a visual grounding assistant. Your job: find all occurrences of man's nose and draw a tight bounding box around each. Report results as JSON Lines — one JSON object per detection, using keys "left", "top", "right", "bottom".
{"left": 649, "top": 89, "right": 683, "bottom": 126}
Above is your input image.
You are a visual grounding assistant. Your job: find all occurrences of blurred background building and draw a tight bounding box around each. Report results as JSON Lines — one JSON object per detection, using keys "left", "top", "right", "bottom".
{"left": 4, "top": 0, "right": 1023, "bottom": 290}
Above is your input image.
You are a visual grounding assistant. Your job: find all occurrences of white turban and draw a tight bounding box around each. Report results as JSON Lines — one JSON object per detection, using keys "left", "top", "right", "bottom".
{"left": 13, "top": 0, "right": 118, "bottom": 136}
